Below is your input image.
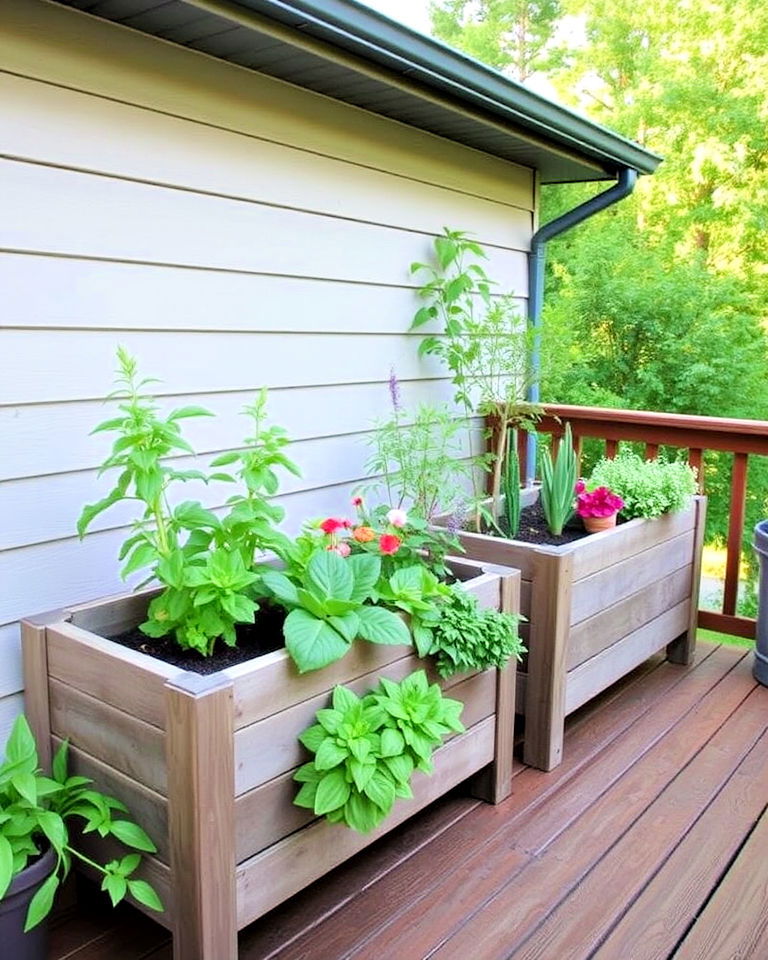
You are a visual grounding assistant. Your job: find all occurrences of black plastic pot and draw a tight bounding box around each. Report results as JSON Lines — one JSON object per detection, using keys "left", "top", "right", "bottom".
{"left": 0, "top": 846, "right": 56, "bottom": 960}
{"left": 752, "top": 520, "right": 768, "bottom": 686}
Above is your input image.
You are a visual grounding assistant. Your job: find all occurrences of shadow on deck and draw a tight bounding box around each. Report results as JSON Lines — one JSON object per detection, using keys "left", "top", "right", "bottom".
{"left": 50, "top": 641, "right": 768, "bottom": 959}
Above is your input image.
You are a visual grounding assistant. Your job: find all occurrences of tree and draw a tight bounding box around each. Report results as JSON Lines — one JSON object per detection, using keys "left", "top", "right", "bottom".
{"left": 430, "top": 0, "right": 561, "bottom": 82}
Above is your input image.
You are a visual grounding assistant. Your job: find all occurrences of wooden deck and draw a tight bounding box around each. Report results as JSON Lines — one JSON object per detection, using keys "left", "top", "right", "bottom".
{"left": 50, "top": 640, "right": 768, "bottom": 960}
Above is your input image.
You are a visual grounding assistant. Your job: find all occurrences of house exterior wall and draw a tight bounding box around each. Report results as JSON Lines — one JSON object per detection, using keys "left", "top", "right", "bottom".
{"left": 0, "top": 0, "right": 535, "bottom": 742}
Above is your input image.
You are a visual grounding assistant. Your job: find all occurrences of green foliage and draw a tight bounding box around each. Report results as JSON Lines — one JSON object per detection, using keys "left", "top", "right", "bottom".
{"left": 365, "top": 400, "right": 477, "bottom": 521}
{"left": 262, "top": 552, "right": 411, "bottom": 673}
{"left": 78, "top": 351, "right": 299, "bottom": 656}
{"left": 411, "top": 228, "right": 545, "bottom": 523}
{"left": 539, "top": 424, "right": 579, "bottom": 535}
{"left": 0, "top": 716, "right": 162, "bottom": 931}
{"left": 426, "top": 585, "right": 525, "bottom": 679}
{"left": 294, "top": 672, "right": 464, "bottom": 832}
{"left": 430, "top": 0, "right": 562, "bottom": 82}
{"left": 502, "top": 428, "right": 522, "bottom": 537}
{"left": 588, "top": 452, "right": 697, "bottom": 519}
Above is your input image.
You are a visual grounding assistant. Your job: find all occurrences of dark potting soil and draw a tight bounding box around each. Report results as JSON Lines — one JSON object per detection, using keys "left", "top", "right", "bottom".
{"left": 496, "top": 500, "right": 589, "bottom": 547}
{"left": 108, "top": 602, "right": 286, "bottom": 675}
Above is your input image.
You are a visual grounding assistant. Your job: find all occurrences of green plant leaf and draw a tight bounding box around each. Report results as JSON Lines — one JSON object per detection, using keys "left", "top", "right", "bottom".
{"left": 314, "top": 768, "right": 351, "bottom": 815}
{"left": 356, "top": 606, "right": 411, "bottom": 646}
{"left": 167, "top": 406, "right": 213, "bottom": 421}
{"left": 297, "top": 725, "right": 327, "bottom": 753}
{"left": 343, "top": 791, "right": 383, "bottom": 833}
{"left": 127, "top": 879, "right": 164, "bottom": 912}
{"left": 347, "top": 554, "right": 382, "bottom": 602}
{"left": 328, "top": 612, "right": 360, "bottom": 643}
{"left": 209, "top": 450, "right": 240, "bottom": 467}
{"left": 121, "top": 540, "right": 157, "bottom": 578}
{"left": 0, "top": 834, "right": 13, "bottom": 900}
{"left": 102, "top": 873, "right": 128, "bottom": 907}
{"left": 306, "top": 550, "right": 354, "bottom": 601}
{"left": 380, "top": 728, "right": 405, "bottom": 758}
{"left": 363, "top": 769, "right": 396, "bottom": 813}
{"left": 24, "top": 873, "right": 59, "bottom": 932}
{"left": 284, "top": 609, "right": 351, "bottom": 673}
{"left": 260, "top": 570, "right": 300, "bottom": 607}
{"left": 110, "top": 820, "right": 157, "bottom": 853}
{"left": 314, "top": 739, "right": 348, "bottom": 771}
{"left": 294, "top": 781, "right": 319, "bottom": 809}
{"left": 332, "top": 686, "right": 359, "bottom": 714}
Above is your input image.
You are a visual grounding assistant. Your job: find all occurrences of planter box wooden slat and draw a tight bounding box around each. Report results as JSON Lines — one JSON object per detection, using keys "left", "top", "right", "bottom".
{"left": 436, "top": 496, "right": 706, "bottom": 772}
{"left": 568, "top": 563, "right": 693, "bottom": 669}
{"left": 22, "top": 557, "right": 520, "bottom": 960}
{"left": 565, "top": 600, "right": 690, "bottom": 714}
{"left": 234, "top": 715, "right": 495, "bottom": 929}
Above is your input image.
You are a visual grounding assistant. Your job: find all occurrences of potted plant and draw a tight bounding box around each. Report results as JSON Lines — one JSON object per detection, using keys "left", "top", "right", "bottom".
{"left": 22, "top": 351, "right": 522, "bottom": 960}
{"left": 0, "top": 715, "right": 162, "bottom": 959}
{"left": 409, "top": 229, "right": 705, "bottom": 772}
{"left": 575, "top": 482, "right": 625, "bottom": 533}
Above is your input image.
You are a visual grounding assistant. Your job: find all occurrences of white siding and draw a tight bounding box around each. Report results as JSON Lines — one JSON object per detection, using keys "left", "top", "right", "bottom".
{"left": 0, "top": 0, "right": 535, "bottom": 723}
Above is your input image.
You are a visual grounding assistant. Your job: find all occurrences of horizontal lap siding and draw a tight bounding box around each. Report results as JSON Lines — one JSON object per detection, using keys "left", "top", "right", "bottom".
{"left": 0, "top": 1, "right": 534, "bottom": 724}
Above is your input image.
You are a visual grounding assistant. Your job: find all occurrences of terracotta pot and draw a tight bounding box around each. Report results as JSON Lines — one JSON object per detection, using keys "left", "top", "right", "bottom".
{"left": 583, "top": 513, "right": 618, "bottom": 534}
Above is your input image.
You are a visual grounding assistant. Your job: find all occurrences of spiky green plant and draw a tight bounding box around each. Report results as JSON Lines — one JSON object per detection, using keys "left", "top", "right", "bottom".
{"left": 502, "top": 428, "right": 521, "bottom": 538}
{"left": 540, "top": 423, "right": 578, "bottom": 536}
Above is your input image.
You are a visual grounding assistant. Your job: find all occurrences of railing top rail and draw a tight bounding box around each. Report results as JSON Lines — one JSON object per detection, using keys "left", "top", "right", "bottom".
{"left": 540, "top": 404, "right": 768, "bottom": 456}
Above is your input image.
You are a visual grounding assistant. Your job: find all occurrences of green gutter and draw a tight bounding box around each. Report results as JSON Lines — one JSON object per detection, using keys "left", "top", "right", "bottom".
{"left": 220, "top": 0, "right": 661, "bottom": 176}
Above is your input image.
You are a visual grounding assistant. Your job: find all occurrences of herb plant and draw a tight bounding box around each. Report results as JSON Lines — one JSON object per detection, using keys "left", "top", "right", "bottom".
{"left": 365, "top": 381, "right": 477, "bottom": 521}
{"left": 411, "top": 229, "right": 543, "bottom": 525}
{"left": 540, "top": 423, "right": 579, "bottom": 536}
{"left": 0, "top": 716, "right": 163, "bottom": 931}
{"left": 294, "top": 671, "right": 464, "bottom": 832}
{"left": 78, "top": 350, "right": 298, "bottom": 657}
{"left": 426, "top": 586, "right": 524, "bottom": 679}
{"left": 588, "top": 452, "right": 697, "bottom": 519}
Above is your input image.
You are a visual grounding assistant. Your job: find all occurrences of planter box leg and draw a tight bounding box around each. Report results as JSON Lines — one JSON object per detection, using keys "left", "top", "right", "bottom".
{"left": 471, "top": 567, "right": 521, "bottom": 803}
{"left": 523, "top": 554, "right": 572, "bottom": 772}
{"left": 667, "top": 497, "right": 707, "bottom": 666}
{"left": 21, "top": 612, "right": 65, "bottom": 773}
{"left": 166, "top": 673, "right": 236, "bottom": 960}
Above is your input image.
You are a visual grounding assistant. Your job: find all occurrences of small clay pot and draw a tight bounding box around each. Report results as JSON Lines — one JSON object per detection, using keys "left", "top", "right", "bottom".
{"left": 583, "top": 513, "right": 618, "bottom": 534}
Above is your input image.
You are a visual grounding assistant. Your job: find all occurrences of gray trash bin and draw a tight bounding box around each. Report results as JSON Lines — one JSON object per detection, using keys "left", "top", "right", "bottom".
{"left": 752, "top": 519, "right": 768, "bottom": 686}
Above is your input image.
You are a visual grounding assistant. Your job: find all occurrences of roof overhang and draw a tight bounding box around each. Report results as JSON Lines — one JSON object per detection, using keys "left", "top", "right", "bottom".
{"left": 57, "top": 0, "right": 662, "bottom": 183}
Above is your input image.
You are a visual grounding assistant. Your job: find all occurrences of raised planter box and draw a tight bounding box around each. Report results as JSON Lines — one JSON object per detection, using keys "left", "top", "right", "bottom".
{"left": 21, "top": 557, "right": 519, "bottom": 960}
{"left": 436, "top": 493, "right": 706, "bottom": 771}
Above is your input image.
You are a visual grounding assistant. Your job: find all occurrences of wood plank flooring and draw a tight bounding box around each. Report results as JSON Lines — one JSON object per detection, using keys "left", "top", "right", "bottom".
{"left": 49, "top": 641, "right": 768, "bottom": 960}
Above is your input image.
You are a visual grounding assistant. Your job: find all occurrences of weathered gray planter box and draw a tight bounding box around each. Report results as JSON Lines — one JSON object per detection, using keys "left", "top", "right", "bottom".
{"left": 21, "top": 557, "right": 519, "bottom": 960}
{"left": 436, "top": 494, "right": 706, "bottom": 771}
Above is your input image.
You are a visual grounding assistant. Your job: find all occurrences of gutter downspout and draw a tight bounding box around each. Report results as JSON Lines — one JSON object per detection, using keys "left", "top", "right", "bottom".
{"left": 525, "top": 167, "right": 638, "bottom": 484}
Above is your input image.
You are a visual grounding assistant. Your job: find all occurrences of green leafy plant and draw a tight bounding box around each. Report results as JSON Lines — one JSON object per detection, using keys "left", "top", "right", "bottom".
{"left": 365, "top": 376, "right": 478, "bottom": 521}
{"left": 425, "top": 585, "right": 525, "bottom": 679}
{"left": 0, "top": 716, "right": 163, "bottom": 931}
{"left": 588, "top": 451, "right": 698, "bottom": 519}
{"left": 294, "top": 671, "right": 464, "bottom": 832}
{"left": 261, "top": 551, "right": 411, "bottom": 673}
{"left": 503, "top": 428, "right": 522, "bottom": 537}
{"left": 411, "top": 228, "right": 544, "bottom": 526}
{"left": 78, "top": 350, "right": 299, "bottom": 656}
{"left": 539, "top": 423, "right": 579, "bottom": 536}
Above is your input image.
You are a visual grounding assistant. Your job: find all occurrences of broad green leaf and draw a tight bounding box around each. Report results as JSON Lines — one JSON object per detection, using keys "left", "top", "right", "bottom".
{"left": 209, "top": 450, "right": 240, "bottom": 467}
{"left": 349, "top": 758, "right": 376, "bottom": 793}
{"left": 293, "top": 781, "right": 319, "bottom": 809}
{"left": 110, "top": 820, "right": 157, "bottom": 853}
{"left": 343, "top": 791, "right": 383, "bottom": 833}
{"left": 5, "top": 716, "right": 37, "bottom": 766}
{"left": 12, "top": 773, "right": 37, "bottom": 806}
{"left": 363, "top": 769, "right": 396, "bottom": 813}
{"left": 316, "top": 709, "right": 342, "bottom": 734}
{"left": 332, "top": 686, "right": 359, "bottom": 714}
{"left": 347, "top": 554, "right": 382, "bottom": 603}
{"left": 117, "top": 853, "right": 142, "bottom": 877}
{"left": 37, "top": 811, "right": 66, "bottom": 854}
{"left": 284, "top": 609, "right": 350, "bottom": 673}
{"left": 24, "top": 873, "right": 59, "bottom": 932}
{"left": 347, "top": 737, "right": 371, "bottom": 763}
{"left": 380, "top": 728, "right": 405, "bottom": 758}
{"left": 121, "top": 540, "right": 157, "bottom": 578}
{"left": 383, "top": 753, "right": 414, "bottom": 784}
{"left": 389, "top": 566, "right": 426, "bottom": 601}
{"left": 298, "top": 725, "right": 327, "bottom": 753}
{"left": 127, "top": 879, "right": 164, "bottom": 912}
{"left": 356, "top": 606, "right": 411, "bottom": 647}
{"left": 220, "top": 593, "right": 256, "bottom": 623}
{"left": 306, "top": 551, "right": 354, "bottom": 602}
{"left": 296, "top": 588, "right": 330, "bottom": 619}
{"left": 314, "top": 739, "right": 348, "bottom": 771}
{"left": 328, "top": 612, "right": 360, "bottom": 643}
{"left": 102, "top": 873, "right": 128, "bottom": 907}
{"left": 294, "top": 761, "right": 324, "bottom": 783}
{"left": 314, "top": 768, "right": 351, "bottom": 815}
{"left": 174, "top": 501, "right": 220, "bottom": 529}
{"left": 0, "top": 834, "right": 13, "bottom": 899}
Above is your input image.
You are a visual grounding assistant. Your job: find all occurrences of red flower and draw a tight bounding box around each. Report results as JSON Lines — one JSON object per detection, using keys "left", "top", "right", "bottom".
{"left": 379, "top": 533, "right": 402, "bottom": 555}
{"left": 351, "top": 496, "right": 364, "bottom": 508}
{"left": 320, "top": 517, "right": 346, "bottom": 534}
{"left": 576, "top": 486, "right": 625, "bottom": 518}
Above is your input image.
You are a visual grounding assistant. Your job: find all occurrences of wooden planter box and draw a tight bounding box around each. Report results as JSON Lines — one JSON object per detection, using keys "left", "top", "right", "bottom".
{"left": 435, "top": 494, "right": 706, "bottom": 772}
{"left": 21, "top": 557, "right": 519, "bottom": 960}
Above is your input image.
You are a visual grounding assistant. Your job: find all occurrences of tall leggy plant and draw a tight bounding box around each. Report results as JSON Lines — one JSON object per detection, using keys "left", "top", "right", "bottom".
{"left": 410, "top": 229, "right": 542, "bottom": 526}
{"left": 540, "top": 423, "right": 579, "bottom": 536}
{"left": 502, "top": 428, "right": 521, "bottom": 538}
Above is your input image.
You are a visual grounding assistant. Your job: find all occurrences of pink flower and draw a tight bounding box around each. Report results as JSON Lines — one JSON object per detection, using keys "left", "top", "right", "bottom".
{"left": 576, "top": 486, "right": 625, "bottom": 519}
{"left": 320, "top": 517, "right": 346, "bottom": 534}
{"left": 386, "top": 508, "right": 408, "bottom": 528}
{"left": 575, "top": 479, "right": 586, "bottom": 494}
{"left": 352, "top": 496, "right": 364, "bottom": 508}
{"left": 326, "top": 542, "right": 351, "bottom": 557}
{"left": 379, "top": 533, "right": 402, "bottom": 555}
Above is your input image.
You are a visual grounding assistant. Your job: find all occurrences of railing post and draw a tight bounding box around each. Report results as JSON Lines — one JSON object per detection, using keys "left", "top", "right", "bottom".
{"left": 723, "top": 453, "right": 749, "bottom": 617}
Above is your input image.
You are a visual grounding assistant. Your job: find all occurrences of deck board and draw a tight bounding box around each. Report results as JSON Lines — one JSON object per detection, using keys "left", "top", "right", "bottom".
{"left": 47, "top": 641, "right": 768, "bottom": 960}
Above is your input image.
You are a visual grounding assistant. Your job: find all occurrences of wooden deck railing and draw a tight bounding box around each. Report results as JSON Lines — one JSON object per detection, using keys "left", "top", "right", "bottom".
{"left": 529, "top": 404, "right": 768, "bottom": 640}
